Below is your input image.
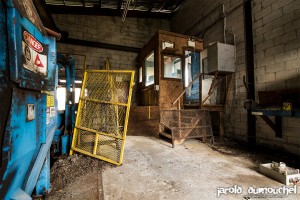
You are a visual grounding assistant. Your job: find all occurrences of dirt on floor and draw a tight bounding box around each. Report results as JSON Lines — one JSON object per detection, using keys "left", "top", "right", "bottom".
{"left": 47, "top": 136, "right": 300, "bottom": 199}
{"left": 208, "top": 136, "right": 300, "bottom": 168}
{"left": 47, "top": 154, "right": 108, "bottom": 200}
{"left": 102, "top": 136, "right": 300, "bottom": 200}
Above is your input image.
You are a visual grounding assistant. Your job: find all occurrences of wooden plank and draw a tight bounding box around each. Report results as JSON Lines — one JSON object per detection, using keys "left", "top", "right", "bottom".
{"left": 159, "top": 131, "right": 172, "bottom": 139}
{"left": 259, "top": 116, "right": 282, "bottom": 138}
{"left": 202, "top": 75, "right": 227, "bottom": 104}
{"left": 225, "top": 73, "right": 234, "bottom": 107}
{"left": 219, "top": 112, "right": 224, "bottom": 137}
{"left": 202, "top": 105, "right": 224, "bottom": 110}
{"left": 275, "top": 116, "right": 282, "bottom": 138}
{"left": 159, "top": 79, "right": 184, "bottom": 110}
{"left": 127, "top": 106, "right": 159, "bottom": 137}
{"left": 260, "top": 116, "right": 277, "bottom": 133}
{"left": 208, "top": 72, "right": 218, "bottom": 94}
{"left": 157, "top": 30, "right": 203, "bottom": 42}
{"left": 172, "top": 74, "right": 200, "bottom": 105}
{"left": 199, "top": 73, "right": 203, "bottom": 109}
{"left": 177, "top": 99, "right": 182, "bottom": 138}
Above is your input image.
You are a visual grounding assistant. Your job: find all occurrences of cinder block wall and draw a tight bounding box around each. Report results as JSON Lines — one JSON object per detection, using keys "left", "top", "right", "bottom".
{"left": 252, "top": 0, "right": 300, "bottom": 154}
{"left": 171, "top": 0, "right": 300, "bottom": 155}
{"left": 52, "top": 14, "right": 170, "bottom": 104}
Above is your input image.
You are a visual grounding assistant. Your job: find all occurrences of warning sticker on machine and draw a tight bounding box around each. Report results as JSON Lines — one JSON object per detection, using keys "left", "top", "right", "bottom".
{"left": 47, "top": 94, "right": 55, "bottom": 107}
{"left": 46, "top": 106, "right": 55, "bottom": 124}
{"left": 22, "top": 28, "right": 48, "bottom": 76}
{"left": 50, "top": 107, "right": 55, "bottom": 117}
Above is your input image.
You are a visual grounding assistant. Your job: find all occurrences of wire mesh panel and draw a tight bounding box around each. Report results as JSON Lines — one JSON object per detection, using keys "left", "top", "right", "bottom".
{"left": 70, "top": 70, "right": 135, "bottom": 165}
{"left": 160, "top": 109, "right": 213, "bottom": 140}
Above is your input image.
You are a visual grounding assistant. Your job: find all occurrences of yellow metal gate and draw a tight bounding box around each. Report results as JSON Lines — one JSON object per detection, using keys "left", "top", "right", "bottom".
{"left": 70, "top": 70, "right": 135, "bottom": 165}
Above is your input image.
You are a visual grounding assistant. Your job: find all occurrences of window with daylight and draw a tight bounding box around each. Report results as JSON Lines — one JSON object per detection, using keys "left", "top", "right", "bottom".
{"left": 163, "top": 55, "right": 182, "bottom": 79}
{"left": 145, "top": 51, "right": 155, "bottom": 86}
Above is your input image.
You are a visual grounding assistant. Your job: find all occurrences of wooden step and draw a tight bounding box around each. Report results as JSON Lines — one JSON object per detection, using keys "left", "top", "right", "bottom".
{"left": 159, "top": 131, "right": 172, "bottom": 139}
{"left": 159, "top": 132, "right": 185, "bottom": 147}
{"left": 184, "top": 104, "right": 200, "bottom": 109}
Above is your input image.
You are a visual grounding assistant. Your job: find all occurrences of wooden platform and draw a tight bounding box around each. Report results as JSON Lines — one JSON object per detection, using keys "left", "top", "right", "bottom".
{"left": 127, "top": 106, "right": 159, "bottom": 137}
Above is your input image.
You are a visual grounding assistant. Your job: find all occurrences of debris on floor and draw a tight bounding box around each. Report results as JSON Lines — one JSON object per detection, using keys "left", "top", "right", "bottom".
{"left": 48, "top": 154, "right": 107, "bottom": 200}
{"left": 260, "top": 162, "right": 300, "bottom": 185}
{"left": 45, "top": 136, "right": 300, "bottom": 200}
{"left": 207, "top": 136, "right": 300, "bottom": 168}
{"left": 102, "top": 136, "right": 300, "bottom": 200}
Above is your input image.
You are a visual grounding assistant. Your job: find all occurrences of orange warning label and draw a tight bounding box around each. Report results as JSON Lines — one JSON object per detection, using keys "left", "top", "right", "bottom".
{"left": 22, "top": 27, "right": 48, "bottom": 76}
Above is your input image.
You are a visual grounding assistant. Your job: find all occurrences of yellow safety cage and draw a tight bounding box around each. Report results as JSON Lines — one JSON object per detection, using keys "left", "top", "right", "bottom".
{"left": 70, "top": 70, "right": 135, "bottom": 165}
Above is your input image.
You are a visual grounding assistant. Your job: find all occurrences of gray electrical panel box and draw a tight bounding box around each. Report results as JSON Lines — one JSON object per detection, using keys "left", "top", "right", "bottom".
{"left": 208, "top": 42, "right": 235, "bottom": 74}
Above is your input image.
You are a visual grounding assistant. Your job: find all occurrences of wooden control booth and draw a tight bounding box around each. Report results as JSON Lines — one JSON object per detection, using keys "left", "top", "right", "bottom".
{"left": 135, "top": 30, "right": 235, "bottom": 140}
{"left": 138, "top": 30, "right": 203, "bottom": 110}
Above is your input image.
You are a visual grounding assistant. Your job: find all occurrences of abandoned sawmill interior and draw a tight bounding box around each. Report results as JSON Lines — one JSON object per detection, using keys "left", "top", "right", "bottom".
{"left": 0, "top": 0, "right": 300, "bottom": 199}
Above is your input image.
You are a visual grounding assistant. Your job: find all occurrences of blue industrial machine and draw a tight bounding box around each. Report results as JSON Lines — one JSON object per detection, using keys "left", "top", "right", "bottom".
{"left": 52, "top": 53, "right": 76, "bottom": 156}
{"left": 0, "top": 0, "right": 61, "bottom": 199}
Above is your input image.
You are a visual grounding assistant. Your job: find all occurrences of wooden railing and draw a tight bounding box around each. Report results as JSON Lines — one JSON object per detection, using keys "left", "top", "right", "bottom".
{"left": 172, "top": 74, "right": 201, "bottom": 110}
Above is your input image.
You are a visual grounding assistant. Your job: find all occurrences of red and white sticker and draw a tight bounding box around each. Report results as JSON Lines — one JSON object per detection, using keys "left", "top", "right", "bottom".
{"left": 22, "top": 30, "right": 47, "bottom": 75}
{"left": 23, "top": 31, "right": 43, "bottom": 53}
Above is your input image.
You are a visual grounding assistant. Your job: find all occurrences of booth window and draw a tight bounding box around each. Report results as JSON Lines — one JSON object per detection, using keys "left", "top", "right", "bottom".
{"left": 163, "top": 55, "right": 182, "bottom": 79}
{"left": 145, "top": 51, "right": 154, "bottom": 86}
{"left": 139, "top": 66, "right": 142, "bottom": 83}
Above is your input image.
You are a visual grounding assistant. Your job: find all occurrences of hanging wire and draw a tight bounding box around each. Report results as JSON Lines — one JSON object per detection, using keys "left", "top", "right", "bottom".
{"left": 122, "top": 0, "right": 135, "bottom": 22}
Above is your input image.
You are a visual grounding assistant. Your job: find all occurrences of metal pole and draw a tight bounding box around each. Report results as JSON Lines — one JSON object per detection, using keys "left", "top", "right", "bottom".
{"left": 244, "top": 0, "right": 256, "bottom": 147}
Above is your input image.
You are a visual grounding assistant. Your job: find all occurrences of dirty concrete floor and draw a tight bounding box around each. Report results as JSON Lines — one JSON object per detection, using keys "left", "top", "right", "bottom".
{"left": 102, "top": 136, "right": 300, "bottom": 200}
{"left": 48, "top": 136, "right": 300, "bottom": 200}
{"left": 48, "top": 154, "right": 105, "bottom": 200}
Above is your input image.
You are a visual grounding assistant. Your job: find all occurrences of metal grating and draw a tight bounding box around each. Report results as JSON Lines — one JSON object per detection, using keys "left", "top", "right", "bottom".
{"left": 70, "top": 70, "right": 135, "bottom": 165}
{"left": 160, "top": 109, "right": 213, "bottom": 140}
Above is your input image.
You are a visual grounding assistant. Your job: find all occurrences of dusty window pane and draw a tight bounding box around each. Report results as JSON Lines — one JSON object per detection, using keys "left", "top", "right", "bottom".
{"left": 163, "top": 56, "right": 182, "bottom": 79}
{"left": 139, "top": 67, "right": 142, "bottom": 83}
{"left": 145, "top": 51, "right": 154, "bottom": 86}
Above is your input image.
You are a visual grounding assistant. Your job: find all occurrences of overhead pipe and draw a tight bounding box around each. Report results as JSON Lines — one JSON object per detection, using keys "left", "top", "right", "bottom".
{"left": 45, "top": 27, "right": 61, "bottom": 40}
{"left": 226, "top": 29, "right": 237, "bottom": 95}
{"left": 223, "top": 4, "right": 227, "bottom": 43}
{"left": 33, "top": 0, "right": 68, "bottom": 38}
{"left": 244, "top": 0, "right": 256, "bottom": 147}
{"left": 194, "top": 2, "right": 244, "bottom": 40}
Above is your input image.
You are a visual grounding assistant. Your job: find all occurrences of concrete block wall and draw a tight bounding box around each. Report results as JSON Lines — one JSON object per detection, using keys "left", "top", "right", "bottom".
{"left": 171, "top": 0, "right": 300, "bottom": 155}
{"left": 52, "top": 14, "right": 170, "bottom": 104}
{"left": 252, "top": 0, "right": 300, "bottom": 154}
{"left": 172, "top": 0, "right": 248, "bottom": 143}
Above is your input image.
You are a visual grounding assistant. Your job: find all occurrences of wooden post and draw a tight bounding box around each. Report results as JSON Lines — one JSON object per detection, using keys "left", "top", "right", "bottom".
{"left": 199, "top": 73, "right": 203, "bottom": 109}
{"left": 177, "top": 99, "right": 182, "bottom": 139}
{"left": 202, "top": 111, "right": 207, "bottom": 143}
{"left": 219, "top": 112, "right": 224, "bottom": 137}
